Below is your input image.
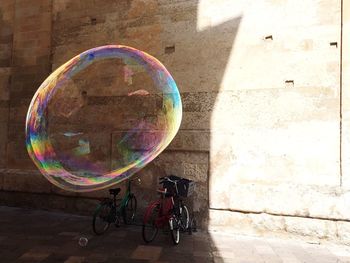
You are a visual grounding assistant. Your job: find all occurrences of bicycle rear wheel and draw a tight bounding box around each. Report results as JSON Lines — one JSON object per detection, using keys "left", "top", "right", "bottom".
{"left": 142, "top": 204, "right": 159, "bottom": 243}
{"left": 123, "top": 194, "right": 137, "bottom": 225}
{"left": 169, "top": 216, "right": 180, "bottom": 245}
{"left": 92, "top": 202, "right": 113, "bottom": 235}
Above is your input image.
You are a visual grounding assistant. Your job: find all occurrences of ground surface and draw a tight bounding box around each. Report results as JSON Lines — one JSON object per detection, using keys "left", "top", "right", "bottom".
{"left": 1, "top": 206, "right": 350, "bottom": 263}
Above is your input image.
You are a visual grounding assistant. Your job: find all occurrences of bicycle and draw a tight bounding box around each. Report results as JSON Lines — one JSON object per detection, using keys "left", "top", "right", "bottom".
{"left": 92, "top": 178, "right": 137, "bottom": 235}
{"left": 142, "top": 175, "right": 194, "bottom": 245}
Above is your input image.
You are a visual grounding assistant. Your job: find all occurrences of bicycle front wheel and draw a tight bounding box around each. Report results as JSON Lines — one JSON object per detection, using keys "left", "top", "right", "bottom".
{"left": 169, "top": 216, "right": 180, "bottom": 245}
{"left": 142, "top": 204, "right": 159, "bottom": 243}
{"left": 92, "top": 202, "right": 112, "bottom": 235}
{"left": 180, "top": 205, "right": 189, "bottom": 231}
{"left": 123, "top": 194, "right": 137, "bottom": 225}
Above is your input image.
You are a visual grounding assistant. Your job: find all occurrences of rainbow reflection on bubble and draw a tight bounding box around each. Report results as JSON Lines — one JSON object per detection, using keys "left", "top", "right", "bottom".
{"left": 25, "top": 45, "right": 182, "bottom": 192}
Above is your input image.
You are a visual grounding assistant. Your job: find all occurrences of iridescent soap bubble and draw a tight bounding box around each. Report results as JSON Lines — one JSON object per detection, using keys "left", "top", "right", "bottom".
{"left": 25, "top": 45, "right": 182, "bottom": 192}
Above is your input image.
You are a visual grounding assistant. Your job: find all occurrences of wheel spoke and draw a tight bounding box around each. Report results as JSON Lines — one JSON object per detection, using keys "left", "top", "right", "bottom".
{"left": 93, "top": 203, "right": 112, "bottom": 235}
{"left": 142, "top": 205, "right": 159, "bottom": 243}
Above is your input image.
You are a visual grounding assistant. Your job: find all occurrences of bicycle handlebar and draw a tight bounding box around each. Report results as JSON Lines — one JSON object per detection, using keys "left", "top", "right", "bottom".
{"left": 129, "top": 177, "right": 141, "bottom": 182}
{"left": 159, "top": 176, "right": 179, "bottom": 185}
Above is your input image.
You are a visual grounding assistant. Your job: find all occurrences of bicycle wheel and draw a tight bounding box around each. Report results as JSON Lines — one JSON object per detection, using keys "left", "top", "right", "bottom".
{"left": 180, "top": 205, "right": 189, "bottom": 231}
{"left": 169, "top": 216, "right": 180, "bottom": 245}
{"left": 93, "top": 202, "right": 113, "bottom": 235}
{"left": 142, "top": 204, "right": 159, "bottom": 243}
{"left": 123, "top": 194, "right": 137, "bottom": 225}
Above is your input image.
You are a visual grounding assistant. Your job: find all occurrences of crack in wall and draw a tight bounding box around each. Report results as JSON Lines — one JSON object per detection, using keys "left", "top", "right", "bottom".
{"left": 210, "top": 207, "right": 350, "bottom": 223}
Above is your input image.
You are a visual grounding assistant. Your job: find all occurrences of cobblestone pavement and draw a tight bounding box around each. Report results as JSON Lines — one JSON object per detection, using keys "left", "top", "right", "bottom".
{"left": 1, "top": 206, "right": 350, "bottom": 263}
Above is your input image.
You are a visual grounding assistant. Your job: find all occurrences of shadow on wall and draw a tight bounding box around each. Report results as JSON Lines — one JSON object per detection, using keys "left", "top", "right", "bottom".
{"left": 0, "top": 1, "right": 241, "bottom": 242}
{"left": 49, "top": 0, "right": 242, "bottom": 230}
{"left": 0, "top": 8, "right": 11, "bottom": 168}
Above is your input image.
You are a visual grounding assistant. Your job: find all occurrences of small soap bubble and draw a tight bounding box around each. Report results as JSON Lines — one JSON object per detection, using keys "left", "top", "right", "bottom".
{"left": 78, "top": 236, "right": 88, "bottom": 247}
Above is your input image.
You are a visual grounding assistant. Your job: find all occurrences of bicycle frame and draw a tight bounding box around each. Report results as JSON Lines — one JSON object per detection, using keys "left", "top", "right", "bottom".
{"left": 100, "top": 180, "right": 133, "bottom": 216}
{"left": 143, "top": 194, "right": 174, "bottom": 228}
{"left": 119, "top": 180, "right": 132, "bottom": 211}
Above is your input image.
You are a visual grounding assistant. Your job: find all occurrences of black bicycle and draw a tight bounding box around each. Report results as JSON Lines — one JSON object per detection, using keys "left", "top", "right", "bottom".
{"left": 92, "top": 179, "right": 137, "bottom": 235}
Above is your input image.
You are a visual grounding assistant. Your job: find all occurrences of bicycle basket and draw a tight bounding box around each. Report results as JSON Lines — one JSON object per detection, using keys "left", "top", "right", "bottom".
{"left": 177, "top": 178, "right": 195, "bottom": 197}
{"left": 161, "top": 175, "right": 195, "bottom": 198}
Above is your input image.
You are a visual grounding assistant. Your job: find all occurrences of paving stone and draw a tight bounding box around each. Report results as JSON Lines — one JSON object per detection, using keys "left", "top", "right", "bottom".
{"left": 84, "top": 253, "right": 108, "bottom": 263}
{"left": 64, "top": 256, "right": 85, "bottom": 263}
{"left": 59, "top": 231, "right": 81, "bottom": 237}
{"left": 0, "top": 206, "right": 349, "bottom": 263}
{"left": 18, "top": 250, "right": 51, "bottom": 261}
{"left": 131, "top": 245, "right": 162, "bottom": 261}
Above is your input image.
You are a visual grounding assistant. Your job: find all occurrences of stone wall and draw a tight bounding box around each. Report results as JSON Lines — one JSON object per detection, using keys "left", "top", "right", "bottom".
{"left": 0, "top": 0, "right": 349, "bottom": 243}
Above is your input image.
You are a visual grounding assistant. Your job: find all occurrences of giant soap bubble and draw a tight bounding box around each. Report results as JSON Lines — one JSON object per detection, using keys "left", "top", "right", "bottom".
{"left": 25, "top": 45, "right": 182, "bottom": 192}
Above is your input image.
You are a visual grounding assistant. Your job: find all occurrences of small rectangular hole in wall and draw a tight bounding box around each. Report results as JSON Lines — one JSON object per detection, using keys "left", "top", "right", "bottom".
{"left": 330, "top": 42, "right": 338, "bottom": 48}
{"left": 285, "top": 80, "right": 294, "bottom": 88}
{"left": 165, "top": 45, "right": 175, "bottom": 54}
{"left": 90, "top": 18, "right": 97, "bottom": 25}
{"left": 264, "top": 35, "right": 273, "bottom": 40}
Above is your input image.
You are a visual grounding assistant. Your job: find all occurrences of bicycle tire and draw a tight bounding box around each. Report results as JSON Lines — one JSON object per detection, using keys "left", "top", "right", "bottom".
{"left": 169, "top": 216, "right": 180, "bottom": 245}
{"left": 142, "top": 204, "right": 159, "bottom": 243}
{"left": 92, "top": 202, "right": 112, "bottom": 235}
{"left": 123, "top": 194, "right": 137, "bottom": 225}
{"left": 180, "top": 205, "right": 189, "bottom": 231}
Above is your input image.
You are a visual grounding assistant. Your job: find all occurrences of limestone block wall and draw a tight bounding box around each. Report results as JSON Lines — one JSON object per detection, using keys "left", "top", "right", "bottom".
{"left": 206, "top": 0, "right": 348, "bottom": 244}
{"left": 0, "top": 0, "right": 349, "bottom": 243}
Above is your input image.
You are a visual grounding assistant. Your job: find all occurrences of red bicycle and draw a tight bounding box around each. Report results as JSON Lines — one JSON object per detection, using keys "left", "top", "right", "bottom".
{"left": 142, "top": 175, "right": 194, "bottom": 245}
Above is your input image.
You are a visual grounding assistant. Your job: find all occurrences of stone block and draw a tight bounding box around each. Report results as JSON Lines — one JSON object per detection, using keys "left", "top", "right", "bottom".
{"left": 168, "top": 130, "right": 210, "bottom": 152}
{"left": 6, "top": 139, "right": 36, "bottom": 170}
{"left": 208, "top": 209, "right": 348, "bottom": 244}
{"left": 210, "top": 89, "right": 340, "bottom": 189}
{"left": 50, "top": 184, "right": 79, "bottom": 198}
{"left": 0, "top": 122, "right": 7, "bottom": 168}
{"left": 209, "top": 182, "right": 350, "bottom": 221}
{"left": 155, "top": 151, "right": 209, "bottom": 178}
{"left": 3, "top": 169, "right": 51, "bottom": 193}
{"left": 0, "top": 101, "right": 9, "bottom": 123}
{"left": 336, "top": 222, "right": 350, "bottom": 245}
{"left": 73, "top": 197, "right": 99, "bottom": 214}
{"left": 0, "top": 45, "right": 12, "bottom": 68}
{"left": 181, "top": 112, "right": 211, "bottom": 130}
{"left": 284, "top": 216, "right": 338, "bottom": 240}
{"left": 0, "top": 67, "right": 11, "bottom": 100}
{"left": 9, "top": 103, "right": 28, "bottom": 123}
{"left": 0, "top": 169, "right": 4, "bottom": 190}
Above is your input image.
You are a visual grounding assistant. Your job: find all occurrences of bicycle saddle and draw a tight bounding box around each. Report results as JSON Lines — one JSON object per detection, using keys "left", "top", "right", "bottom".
{"left": 109, "top": 188, "right": 121, "bottom": 195}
